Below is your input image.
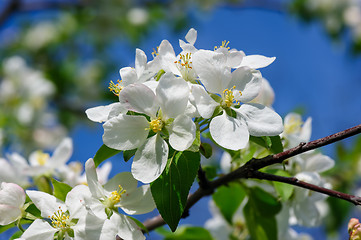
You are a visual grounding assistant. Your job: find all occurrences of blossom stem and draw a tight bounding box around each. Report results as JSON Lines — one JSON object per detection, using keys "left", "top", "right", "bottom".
{"left": 16, "top": 219, "right": 25, "bottom": 232}
{"left": 248, "top": 170, "right": 361, "bottom": 206}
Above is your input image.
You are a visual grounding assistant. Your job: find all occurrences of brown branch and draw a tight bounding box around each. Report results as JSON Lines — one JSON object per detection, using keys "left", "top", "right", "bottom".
{"left": 249, "top": 171, "right": 361, "bottom": 206}
{"left": 143, "top": 123, "right": 361, "bottom": 232}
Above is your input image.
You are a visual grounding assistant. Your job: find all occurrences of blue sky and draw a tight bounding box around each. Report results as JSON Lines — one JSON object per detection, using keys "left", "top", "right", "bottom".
{"left": 2, "top": 4, "right": 361, "bottom": 239}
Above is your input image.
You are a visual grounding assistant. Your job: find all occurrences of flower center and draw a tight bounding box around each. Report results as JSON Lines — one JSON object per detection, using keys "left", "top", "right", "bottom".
{"left": 108, "top": 80, "right": 123, "bottom": 96}
{"left": 36, "top": 151, "right": 50, "bottom": 166}
{"left": 49, "top": 207, "right": 70, "bottom": 230}
{"left": 222, "top": 86, "right": 242, "bottom": 108}
{"left": 175, "top": 53, "right": 196, "bottom": 82}
{"left": 149, "top": 117, "right": 163, "bottom": 133}
{"left": 214, "top": 40, "right": 230, "bottom": 51}
{"left": 284, "top": 116, "right": 303, "bottom": 134}
{"left": 106, "top": 185, "right": 126, "bottom": 208}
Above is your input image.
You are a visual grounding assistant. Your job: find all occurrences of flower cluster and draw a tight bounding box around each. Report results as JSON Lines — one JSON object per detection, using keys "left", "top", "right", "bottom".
{"left": 87, "top": 28, "right": 283, "bottom": 183}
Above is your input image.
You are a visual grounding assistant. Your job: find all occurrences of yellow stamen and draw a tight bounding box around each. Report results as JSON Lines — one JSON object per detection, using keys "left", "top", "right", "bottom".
{"left": 36, "top": 151, "right": 50, "bottom": 166}
{"left": 152, "top": 46, "right": 159, "bottom": 58}
{"left": 149, "top": 117, "right": 163, "bottom": 133}
{"left": 108, "top": 80, "right": 123, "bottom": 96}
{"left": 49, "top": 207, "right": 70, "bottom": 230}
{"left": 223, "top": 86, "right": 239, "bottom": 108}
{"left": 214, "top": 40, "right": 230, "bottom": 51}
{"left": 107, "top": 185, "right": 126, "bottom": 207}
{"left": 284, "top": 116, "right": 303, "bottom": 134}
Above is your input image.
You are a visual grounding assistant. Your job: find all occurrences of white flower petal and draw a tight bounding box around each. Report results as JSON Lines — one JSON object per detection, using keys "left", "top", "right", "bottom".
{"left": 85, "top": 103, "right": 122, "bottom": 123}
{"left": 85, "top": 159, "right": 106, "bottom": 199}
{"left": 135, "top": 48, "right": 147, "bottom": 78}
{"left": 156, "top": 73, "right": 189, "bottom": 118}
{"left": 299, "top": 117, "right": 312, "bottom": 143}
{"left": 191, "top": 84, "right": 219, "bottom": 119}
{"left": 305, "top": 154, "right": 334, "bottom": 173}
{"left": 158, "top": 40, "right": 181, "bottom": 76}
{"left": 118, "top": 185, "right": 155, "bottom": 215}
{"left": 49, "top": 137, "right": 73, "bottom": 168}
{"left": 209, "top": 111, "right": 249, "bottom": 150}
{"left": 168, "top": 115, "right": 196, "bottom": 151}
{"left": 107, "top": 213, "right": 145, "bottom": 240}
{"left": 103, "top": 114, "right": 149, "bottom": 150}
{"left": 26, "top": 190, "right": 66, "bottom": 218}
{"left": 74, "top": 212, "right": 106, "bottom": 240}
{"left": 238, "top": 55, "right": 276, "bottom": 69}
{"left": 132, "top": 134, "right": 168, "bottom": 183}
{"left": 220, "top": 151, "right": 232, "bottom": 174}
{"left": 21, "top": 219, "right": 57, "bottom": 240}
{"left": 230, "top": 67, "right": 262, "bottom": 103}
{"left": 0, "top": 204, "right": 22, "bottom": 225}
{"left": 192, "top": 50, "right": 231, "bottom": 93}
{"left": 65, "top": 185, "right": 92, "bottom": 219}
{"left": 103, "top": 172, "right": 137, "bottom": 194}
{"left": 226, "top": 50, "right": 244, "bottom": 68}
{"left": 120, "top": 67, "right": 138, "bottom": 86}
{"left": 0, "top": 182, "right": 25, "bottom": 208}
{"left": 118, "top": 83, "right": 158, "bottom": 117}
{"left": 236, "top": 103, "right": 283, "bottom": 136}
{"left": 185, "top": 28, "right": 197, "bottom": 45}
{"left": 107, "top": 102, "right": 127, "bottom": 120}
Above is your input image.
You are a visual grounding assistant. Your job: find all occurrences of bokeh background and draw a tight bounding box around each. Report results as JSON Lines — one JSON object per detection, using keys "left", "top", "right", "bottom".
{"left": 1, "top": 0, "right": 361, "bottom": 239}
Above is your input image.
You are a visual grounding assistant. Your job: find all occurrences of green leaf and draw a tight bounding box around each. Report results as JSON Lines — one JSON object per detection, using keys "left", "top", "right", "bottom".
{"left": 212, "top": 183, "right": 246, "bottom": 224}
{"left": 199, "top": 142, "right": 212, "bottom": 159}
{"left": 201, "top": 165, "right": 217, "bottom": 180}
{"left": 51, "top": 178, "right": 72, "bottom": 202}
{"left": 0, "top": 223, "right": 15, "bottom": 234}
{"left": 187, "top": 129, "right": 201, "bottom": 152}
{"left": 93, "top": 144, "right": 122, "bottom": 167}
{"left": 151, "top": 151, "right": 200, "bottom": 232}
{"left": 267, "top": 170, "right": 294, "bottom": 201}
{"left": 123, "top": 149, "right": 136, "bottom": 162}
{"left": 250, "top": 135, "right": 284, "bottom": 154}
{"left": 243, "top": 187, "right": 281, "bottom": 240}
{"left": 10, "top": 231, "right": 23, "bottom": 240}
{"left": 156, "top": 226, "right": 214, "bottom": 240}
{"left": 269, "top": 135, "right": 284, "bottom": 154}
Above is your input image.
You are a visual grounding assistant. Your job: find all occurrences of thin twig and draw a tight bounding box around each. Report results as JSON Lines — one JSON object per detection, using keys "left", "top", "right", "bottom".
{"left": 143, "top": 123, "right": 361, "bottom": 231}
{"left": 249, "top": 171, "right": 361, "bottom": 206}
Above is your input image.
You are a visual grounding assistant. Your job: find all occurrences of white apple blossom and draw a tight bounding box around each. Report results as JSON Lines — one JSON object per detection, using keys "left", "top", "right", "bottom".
{"left": 103, "top": 72, "right": 196, "bottom": 183}
{"left": 0, "top": 156, "right": 30, "bottom": 187}
{"left": 22, "top": 187, "right": 89, "bottom": 240}
{"left": 282, "top": 112, "right": 312, "bottom": 148}
{"left": 67, "top": 158, "right": 153, "bottom": 240}
{"left": 0, "top": 182, "right": 26, "bottom": 225}
{"left": 191, "top": 49, "right": 283, "bottom": 150}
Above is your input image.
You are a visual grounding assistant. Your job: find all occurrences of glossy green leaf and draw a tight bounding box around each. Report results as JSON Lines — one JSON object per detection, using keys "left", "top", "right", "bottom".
{"left": 199, "top": 142, "right": 213, "bottom": 159}
{"left": 267, "top": 170, "right": 294, "bottom": 201}
{"left": 212, "top": 183, "right": 246, "bottom": 224}
{"left": 187, "top": 128, "right": 201, "bottom": 152}
{"left": 51, "top": 178, "right": 72, "bottom": 202}
{"left": 93, "top": 144, "right": 122, "bottom": 167}
{"left": 156, "top": 226, "right": 214, "bottom": 240}
{"left": 151, "top": 151, "right": 200, "bottom": 232}
{"left": 243, "top": 187, "right": 281, "bottom": 240}
{"left": 269, "top": 135, "right": 284, "bottom": 154}
{"left": 123, "top": 149, "right": 136, "bottom": 162}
